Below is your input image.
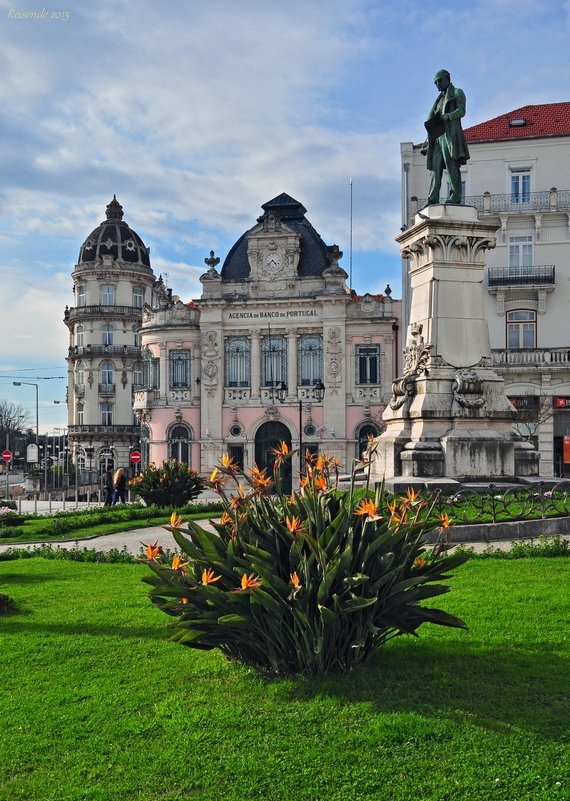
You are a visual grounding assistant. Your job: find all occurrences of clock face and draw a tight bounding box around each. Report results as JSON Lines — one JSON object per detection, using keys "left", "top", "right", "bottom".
{"left": 266, "top": 252, "right": 282, "bottom": 271}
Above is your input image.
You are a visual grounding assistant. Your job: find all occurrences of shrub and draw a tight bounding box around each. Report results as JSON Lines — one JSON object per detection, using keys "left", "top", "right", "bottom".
{"left": 0, "top": 593, "right": 16, "bottom": 614}
{"left": 141, "top": 448, "right": 468, "bottom": 676}
{"left": 0, "top": 544, "right": 137, "bottom": 563}
{"left": 129, "top": 461, "right": 204, "bottom": 508}
{"left": 0, "top": 500, "right": 17, "bottom": 511}
{"left": 0, "top": 507, "right": 24, "bottom": 529}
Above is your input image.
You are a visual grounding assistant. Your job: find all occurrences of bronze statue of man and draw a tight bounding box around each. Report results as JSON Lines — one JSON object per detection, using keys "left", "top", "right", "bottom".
{"left": 423, "top": 69, "right": 469, "bottom": 205}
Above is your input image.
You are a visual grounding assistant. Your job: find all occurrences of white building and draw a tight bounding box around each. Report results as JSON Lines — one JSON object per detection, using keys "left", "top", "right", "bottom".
{"left": 401, "top": 102, "right": 570, "bottom": 476}
{"left": 133, "top": 193, "right": 401, "bottom": 487}
{"left": 64, "top": 196, "right": 156, "bottom": 475}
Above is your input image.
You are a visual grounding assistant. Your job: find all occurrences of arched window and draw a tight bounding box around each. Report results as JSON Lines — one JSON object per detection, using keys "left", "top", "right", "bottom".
{"left": 100, "top": 360, "right": 113, "bottom": 387}
{"left": 169, "top": 425, "right": 191, "bottom": 464}
{"left": 76, "top": 324, "right": 84, "bottom": 348}
{"left": 262, "top": 335, "right": 286, "bottom": 386}
{"left": 101, "top": 324, "right": 114, "bottom": 346}
{"left": 225, "top": 337, "right": 250, "bottom": 387}
{"left": 101, "top": 284, "right": 115, "bottom": 306}
{"left": 507, "top": 310, "right": 536, "bottom": 349}
{"left": 133, "top": 361, "right": 143, "bottom": 388}
{"left": 298, "top": 334, "right": 323, "bottom": 386}
{"left": 99, "top": 448, "right": 114, "bottom": 474}
{"left": 76, "top": 361, "right": 84, "bottom": 387}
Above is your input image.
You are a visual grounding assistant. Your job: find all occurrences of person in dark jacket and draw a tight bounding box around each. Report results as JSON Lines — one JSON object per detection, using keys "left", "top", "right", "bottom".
{"left": 112, "top": 467, "right": 126, "bottom": 504}
{"left": 423, "top": 69, "right": 470, "bottom": 205}
{"left": 104, "top": 467, "right": 114, "bottom": 506}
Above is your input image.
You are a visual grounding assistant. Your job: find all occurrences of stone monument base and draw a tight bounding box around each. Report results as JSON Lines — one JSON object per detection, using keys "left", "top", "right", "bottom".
{"left": 370, "top": 203, "right": 540, "bottom": 485}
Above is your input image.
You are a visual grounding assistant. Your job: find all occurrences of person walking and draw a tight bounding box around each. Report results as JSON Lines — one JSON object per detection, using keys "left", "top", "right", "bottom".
{"left": 112, "top": 467, "right": 126, "bottom": 504}
{"left": 104, "top": 466, "right": 114, "bottom": 506}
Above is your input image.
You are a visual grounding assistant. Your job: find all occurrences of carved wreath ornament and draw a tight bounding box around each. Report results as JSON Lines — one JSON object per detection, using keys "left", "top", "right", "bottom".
{"left": 452, "top": 369, "right": 485, "bottom": 409}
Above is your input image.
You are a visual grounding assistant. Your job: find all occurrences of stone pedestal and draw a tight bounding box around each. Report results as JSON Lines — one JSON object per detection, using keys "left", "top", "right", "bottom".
{"left": 371, "top": 204, "right": 539, "bottom": 482}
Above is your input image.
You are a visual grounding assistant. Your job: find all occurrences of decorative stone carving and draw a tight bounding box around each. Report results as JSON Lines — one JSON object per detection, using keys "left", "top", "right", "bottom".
{"left": 389, "top": 324, "right": 432, "bottom": 410}
{"left": 326, "top": 327, "right": 342, "bottom": 396}
{"left": 452, "top": 369, "right": 485, "bottom": 408}
{"left": 402, "top": 323, "right": 431, "bottom": 377}
{"left": 401, "top": 232, "right": 496, "bottom": 266}
{"left": 201, "top": 330, "right": 219, "bottom": 398}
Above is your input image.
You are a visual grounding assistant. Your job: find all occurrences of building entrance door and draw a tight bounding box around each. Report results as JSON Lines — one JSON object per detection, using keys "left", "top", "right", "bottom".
{"left": 255, "top": 421, "right": 292, "bottom": 493}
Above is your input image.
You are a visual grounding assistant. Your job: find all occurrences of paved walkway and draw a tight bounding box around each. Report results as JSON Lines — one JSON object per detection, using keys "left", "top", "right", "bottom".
{"left": 1, "top": 520, "right": 563, "bottom": 557}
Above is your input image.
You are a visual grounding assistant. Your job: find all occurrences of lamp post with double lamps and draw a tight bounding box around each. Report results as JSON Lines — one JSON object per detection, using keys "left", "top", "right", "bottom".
{"left": 275, "top": 380, "right": 325, "bottom": 475}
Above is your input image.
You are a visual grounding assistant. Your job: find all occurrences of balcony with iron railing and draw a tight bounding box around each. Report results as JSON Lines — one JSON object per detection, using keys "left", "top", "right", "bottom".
{"left": 488, "top": 265, "right": 555, "bottom": 288}
{"left": 492, "top": 347, "right": 570, "bottom": 369}
{"left": 412, "top": 188, "right": 570, "bottom": 216}
{"left": 68, "top": 424, "right": 140, "bottom": 436}
{"left": 68, "top": 344, "right": 142, "bottom": 357}
{"left": 98, "top": 383, "right": 116, "bottom": 396}
{"left": 65, "top": 305, "right": 143, "bottom": 323}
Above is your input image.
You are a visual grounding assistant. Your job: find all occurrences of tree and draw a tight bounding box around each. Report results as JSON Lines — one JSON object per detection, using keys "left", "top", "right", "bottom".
{"left": 510, "top": 395, "right": 553, "bottom": 441}
{"left": 0, "top": 401, "right": 31, "bottom": 445}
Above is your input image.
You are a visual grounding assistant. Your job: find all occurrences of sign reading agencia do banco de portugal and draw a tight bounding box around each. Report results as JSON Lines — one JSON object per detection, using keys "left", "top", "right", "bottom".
{"left": 225, "top": 309, "right": 320, "bottom": 321}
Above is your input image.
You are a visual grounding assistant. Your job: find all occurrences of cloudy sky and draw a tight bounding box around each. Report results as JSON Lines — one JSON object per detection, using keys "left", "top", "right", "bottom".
{"left": 1, "top": 0, "right": 570, "bottom": 431}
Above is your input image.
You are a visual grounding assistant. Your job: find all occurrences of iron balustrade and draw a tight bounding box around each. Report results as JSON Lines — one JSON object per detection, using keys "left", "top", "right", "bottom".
{"left": 69, "top": 345, "right": 142, "bottom": 357}
{"left": 66, "top": 305, "right": 143, "bottom": 322}
{"left": 68, "top": 424, "right": 140, "bottom": 435}
{"left": 488, "top": 265, "right": 555, "bottom": 287}
{"left": 413, "top": 189, "right": 570, "bottom": 215}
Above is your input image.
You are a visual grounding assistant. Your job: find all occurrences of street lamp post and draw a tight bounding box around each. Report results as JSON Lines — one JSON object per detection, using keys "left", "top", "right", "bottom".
{"left": 275, "top": 380, "right": 325, "bottom": 475}
{"left": 13, "top": 381, "right": 39, "bottom": 447}
{"left": 13, "top": 381, "right": 40, "bottom": 493}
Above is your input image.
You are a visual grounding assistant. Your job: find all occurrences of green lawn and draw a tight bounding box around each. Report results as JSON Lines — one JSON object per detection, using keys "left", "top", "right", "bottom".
{"left": 0, "top": 503, "right": 223, "bottom": 545}
{"left": 1, "top": 558, "right": 568, "bottom": 801}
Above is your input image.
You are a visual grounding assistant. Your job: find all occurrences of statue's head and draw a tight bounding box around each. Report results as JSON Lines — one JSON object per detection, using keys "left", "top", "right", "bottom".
{"left": 434, "top": 70, "right": 451, "bottom": 91}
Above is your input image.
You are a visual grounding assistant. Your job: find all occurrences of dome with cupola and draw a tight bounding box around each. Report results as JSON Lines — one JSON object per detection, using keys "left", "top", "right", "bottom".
{"left": 77, "top": 196, "right": 151, "bottom": 268}
{"left": 220, "top": 193, "right": 331, "bottom": 281}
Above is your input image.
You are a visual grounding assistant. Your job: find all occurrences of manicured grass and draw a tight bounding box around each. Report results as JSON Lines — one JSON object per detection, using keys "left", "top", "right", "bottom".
{"left": 0, "top": 503, "right": 223, "bottom": 545}
{"left": 1, "top": 559, "right": 568, "bottom": 801}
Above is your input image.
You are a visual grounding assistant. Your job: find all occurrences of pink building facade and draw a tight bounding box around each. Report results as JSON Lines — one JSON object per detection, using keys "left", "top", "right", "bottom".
{"left": 133, "top": 194, "right": 401, "bottom": 485}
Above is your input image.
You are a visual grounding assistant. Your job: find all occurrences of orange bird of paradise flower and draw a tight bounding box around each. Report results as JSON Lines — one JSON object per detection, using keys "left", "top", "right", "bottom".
{"left": 271, "top": 440, "right": 290, "bottom": 466}
{"left": 201, "top": 567, "right": 222, "bottom": 585}
{"left": 355, "top": 498, "right": 382, "bottom": 521}
{"left": 438, "top": 512, "right": 452, "bottom": 529}
{"left": 221, "top": 453, "right": 239, "bottom": 473}
{"left": 239, "top": 573, "right": 261, "bottom": 590}
{"left": 289, "top": 571, "right": 301, "bottom": 587}
{"left": 169, "top": 512, "right": 184, "bottom": 529}
{"left": 143, "top": 540, "right": 163, "bottom": 560}
{"left": 285, "top": 515, "right": 304, "bottom": 536}
{"left": 171, "top": 555, "right": 189, "bottom": 572}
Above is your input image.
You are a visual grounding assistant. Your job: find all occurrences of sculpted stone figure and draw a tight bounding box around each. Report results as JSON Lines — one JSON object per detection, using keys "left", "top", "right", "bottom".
{"left": 422, "top": 69, "right": 469, "bottom": 205}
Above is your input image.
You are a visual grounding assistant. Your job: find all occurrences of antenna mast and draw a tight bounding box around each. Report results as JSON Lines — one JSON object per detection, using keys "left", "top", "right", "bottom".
{"left": 349, "top": 178, "right": 353, "bottom": 290}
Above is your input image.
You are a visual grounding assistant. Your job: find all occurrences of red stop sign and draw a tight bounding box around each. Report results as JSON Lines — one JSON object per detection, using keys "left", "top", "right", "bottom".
{"left": 2, "top": 450, "right": 12, "bottom": 462}
{"left": 130, "top": 450, "right": 142, "bottom": 464}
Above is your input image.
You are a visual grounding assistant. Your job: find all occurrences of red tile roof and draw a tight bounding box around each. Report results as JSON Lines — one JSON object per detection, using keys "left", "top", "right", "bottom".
{"left": 465, "top": 102, "right": 570, "bottom": 143}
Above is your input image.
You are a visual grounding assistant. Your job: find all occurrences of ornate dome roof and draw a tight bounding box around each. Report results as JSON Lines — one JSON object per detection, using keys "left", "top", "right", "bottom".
{"left": 78, "top": 196, "right": 151, "bottom": 268}
{"left": 220, "top": 193, "right": 330, "bottom": 281}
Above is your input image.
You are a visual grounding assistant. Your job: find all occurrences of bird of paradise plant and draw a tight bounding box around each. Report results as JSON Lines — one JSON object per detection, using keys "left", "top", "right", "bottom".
{"left": 141, "top": 447, "right": 468, "bottom": 676}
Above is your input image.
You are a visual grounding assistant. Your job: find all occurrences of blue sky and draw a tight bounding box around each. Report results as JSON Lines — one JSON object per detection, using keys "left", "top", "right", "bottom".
{"left": 1, "top": 0, "right": 570, "bottom": 432}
